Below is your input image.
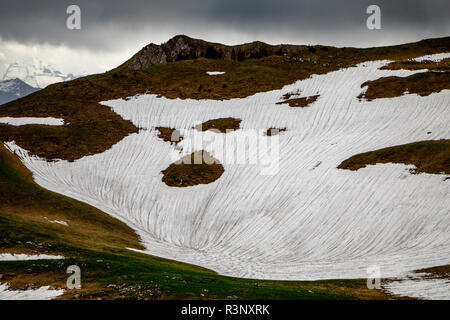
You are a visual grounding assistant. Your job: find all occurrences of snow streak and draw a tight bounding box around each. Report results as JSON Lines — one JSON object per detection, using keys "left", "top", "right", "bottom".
{"left": 0, "top": 117, "right": 64, "bottom": 126}
{"left": 0, "top": 253, "right": 64, "bottom": 261}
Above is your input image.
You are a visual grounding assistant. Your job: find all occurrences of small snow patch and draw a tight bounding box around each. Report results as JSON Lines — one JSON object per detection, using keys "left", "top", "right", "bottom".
{"left": 0, "top": 117, "right": 64, "bottom": 126}
{"left": 44, "top": 217, "right": 69, "bottom": 226}
{"left": 206, "top": 71, "right": 225, "bottom": 76}
{"left": 0, "top": 283, "right": 64, "bottom": 300}
{"left": 0, "top": 253, "right": 64, "bottom": 261}
{"left": 384, "top": 273, "right": 450, "bottom": 300}
{"left": 412, "top": 52, "right": 450, "bottom": 62}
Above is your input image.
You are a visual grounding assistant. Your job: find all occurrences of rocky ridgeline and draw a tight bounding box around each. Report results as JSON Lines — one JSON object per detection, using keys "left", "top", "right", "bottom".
{"left": 126, "top": 35, "right": 315, "bottom": 70}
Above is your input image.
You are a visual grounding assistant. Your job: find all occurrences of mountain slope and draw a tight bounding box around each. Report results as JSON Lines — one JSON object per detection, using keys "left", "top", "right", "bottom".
{"left": 0, "top": 143, "right": 391, "bottom": 300}
{"left": 1, "top": 36, "right": 449, "bottom": 162}
{"left": 0, "top": 36, "right": 449, "bottom": 300}
{"left": 0, "top": 78, "right": 40, "bottom": 105}
{"left": 0, "top": 60, "right": 77, "bottom": 88}
{"left": 118, "top": 34, "right": 450, "bottom": 70}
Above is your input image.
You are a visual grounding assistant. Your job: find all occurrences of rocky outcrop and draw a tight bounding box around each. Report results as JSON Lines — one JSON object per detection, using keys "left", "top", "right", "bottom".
{"left": 125, "top": 35, "right": 310, "bottom": 70}
{"left": 127, "top": 44, "right": 167, "bottom": 70}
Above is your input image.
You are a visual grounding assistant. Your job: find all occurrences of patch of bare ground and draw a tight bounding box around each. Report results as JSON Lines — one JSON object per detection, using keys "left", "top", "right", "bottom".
{"left": 358, "top": 71, "right": 450, "bottom": 101}
{"left": 415, "top": 265, "right": 450, "bottom": 279}
{"left": 266, "top": 128, "right": 287, "bottom": 136}
{"left": 277, "top": 95, "right": 319, "bottom": 107}
{"left": 338, "top": 140, "right": 450, "bottom": 175}
{"left": 155, "top": 127, "right": 183, "bottom": 144}
{"left": 0, "top": 36, "right": 449, "bottom": 161}
{"left": 162, "top": 150, "right": 224, "bottom": 187}
{"left": 381, "top": 57, "right": 450, "bottom": 72}
{"left": 194, "top": 117, "right": 241, "bottom": 133}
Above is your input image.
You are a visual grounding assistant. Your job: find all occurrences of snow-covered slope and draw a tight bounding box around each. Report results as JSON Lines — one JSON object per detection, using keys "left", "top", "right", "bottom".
{"left": 4, "top": 54, "right": 449, "bottom": 298}
{"left": 0, "top": 78, "right": 39, "bottom": 105}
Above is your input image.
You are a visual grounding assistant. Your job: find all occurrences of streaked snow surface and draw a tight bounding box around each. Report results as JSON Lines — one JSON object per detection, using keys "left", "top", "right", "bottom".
{"left": 0, "top": 283, "right": 64, "bottom": 300}
{"left": 384, "top": 273, "right": 450, "bottom": 300}
{"left": 4, "top": 54, "right": 450, "bottom": 291}
{"left": 0, "top": 117, "right": 64, "bottom": 126}
{"left": 0, "top": 253, "right": 64, "bottom": 261}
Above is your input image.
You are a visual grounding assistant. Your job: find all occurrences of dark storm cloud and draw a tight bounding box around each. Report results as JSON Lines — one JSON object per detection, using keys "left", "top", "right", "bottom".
{"left": 0, "top": 0, "right": 449, "bottom": 49}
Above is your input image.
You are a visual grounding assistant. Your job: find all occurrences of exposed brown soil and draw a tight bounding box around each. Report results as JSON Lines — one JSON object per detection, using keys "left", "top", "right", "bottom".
{"left": 0, "top": 73, "right": 152, "bottom": 161}
{"left": 280, "top": 91, "right": 300, "bottom": 100}
{"left": 277, "top": 95, "right": 319, "bottom": 107}
{"left": 338, "top": 140, "right": 450, "bottom": 174}
{"left": 155, "top": 127, "right": 183, "bottom": 144}
{"left": 381, "top": 57, "right": 450, "bottom": 72}
{"left": 0, "top": 36, "right": 449, "bottom": 161}
{"left": 415, "top": 265, "right": 450, "bottom": 279}
{"left": 195, "top": 117, "right": 241, "bottom": 133}
{"left": 266, "top": 128, "right": 287, "bottom": 136}
{"left": 358, "top": 71, "right": 450, "bottom": 101}
{"left": 162, "top": 150, "right": 224, "bottom": 187}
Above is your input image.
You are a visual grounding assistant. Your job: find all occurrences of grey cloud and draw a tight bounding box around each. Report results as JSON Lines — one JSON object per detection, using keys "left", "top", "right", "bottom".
{"left": 0, "top": 0, "right": 449, "bottom": 50}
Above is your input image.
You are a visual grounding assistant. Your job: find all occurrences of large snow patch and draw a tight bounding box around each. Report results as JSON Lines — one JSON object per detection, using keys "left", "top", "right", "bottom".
{"left": 4, "top": 54, "right": 449, "bottom": 298}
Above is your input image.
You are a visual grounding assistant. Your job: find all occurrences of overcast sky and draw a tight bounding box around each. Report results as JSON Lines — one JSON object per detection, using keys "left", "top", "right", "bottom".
{"left": 0, "top": 0, "right": 449, "bottom": 76}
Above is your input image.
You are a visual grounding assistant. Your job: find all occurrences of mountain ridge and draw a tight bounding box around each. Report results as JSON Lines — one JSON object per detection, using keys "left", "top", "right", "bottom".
{"left": 0, "top": 78, "right": 39, "bottom": 105}
{"left": 119, "top": 34, "right": 333, "bottom": 70}
{"left": 1, "top": 36, "right": 449, "bottom": 162}
{"left": 118, "top": 34, "right": 450, "bottom": 70}
{"left": 0, "top": 60, "right": 77, "bottom": 88}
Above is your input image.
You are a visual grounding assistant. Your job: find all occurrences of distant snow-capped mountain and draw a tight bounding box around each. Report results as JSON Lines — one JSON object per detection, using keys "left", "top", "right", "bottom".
{"left": 0, "top": 60, "right": 77, "bottom": 89}
{"left": 0, "top": 78, "right": 40, "bottom": 105}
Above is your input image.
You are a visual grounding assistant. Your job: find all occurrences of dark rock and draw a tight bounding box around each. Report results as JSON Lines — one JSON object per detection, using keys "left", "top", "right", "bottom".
{"left": 24, "top": 283, "right": 36, "bottom": 290}
{"left": 124, "top": 35, "right": 308, "bottom": 70}
{"left": 127, "top": 44, "right": 167, "bottom": 70}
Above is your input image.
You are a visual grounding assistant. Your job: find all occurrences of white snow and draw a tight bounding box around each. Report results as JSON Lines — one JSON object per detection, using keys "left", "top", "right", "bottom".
{"left": 0, "top": 253, "right": 64, "bottom": 261}
{"left": 0, "top": 283, "right": 64, "bottom": 300}
{"left": 3, "top": 53, "right": 450, "bottom": 299}
{"left": 44, "top": 217, "right": 69, "bottom": 226}
{"left": 0, "top": 117, "right": 64, "bottom": 126}
{"left": 206, "top": 71, "right": 225, "bottom": 75}
{"left": 384, "top": 273, "right": 450, "bottom": 300}
{"left": 412, "top": 52, "right": 450, "bottom": 62}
